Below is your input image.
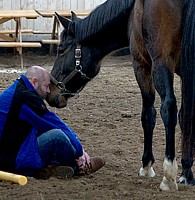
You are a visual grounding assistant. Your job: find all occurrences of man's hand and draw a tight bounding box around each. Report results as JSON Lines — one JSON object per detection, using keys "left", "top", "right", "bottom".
{"left": 76, "top": 150, "right": 91, "bottom": 173}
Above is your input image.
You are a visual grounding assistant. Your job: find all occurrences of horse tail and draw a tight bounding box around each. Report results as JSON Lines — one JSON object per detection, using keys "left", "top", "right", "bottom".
{"left": 180, "top": 0, "right": 195, "bottom": 156}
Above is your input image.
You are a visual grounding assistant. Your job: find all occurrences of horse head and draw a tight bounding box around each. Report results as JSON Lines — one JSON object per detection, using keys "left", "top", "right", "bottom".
{"left": 46, "top": 12, "right": 101, "bottom": 108}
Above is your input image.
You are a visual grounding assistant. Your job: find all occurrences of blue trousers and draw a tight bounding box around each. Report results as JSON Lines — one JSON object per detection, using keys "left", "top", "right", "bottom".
{"left": 37, "top": 129, "right": 78, "bottom": 171}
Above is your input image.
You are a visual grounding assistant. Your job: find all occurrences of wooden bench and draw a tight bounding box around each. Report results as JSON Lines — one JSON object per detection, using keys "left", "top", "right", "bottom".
{"left": 0, "top": 42, "right": 41, "bottom": 47}
{"left": 0, "top": 10, "right": 40, "bottom": 68}
{"left": 41, "top": 39, "right": 59, "bottom": 44}
{"left": 0, "top": 42, "right": 42, "bottom": 68}
{"left": 0, "top": 29, "right": 33, "bottom": 34}
{"left": 41, "top": 40, "right": 59, "bottom": 55}
{"left": 33, "top": 30, "right": 52, "bottom": 34}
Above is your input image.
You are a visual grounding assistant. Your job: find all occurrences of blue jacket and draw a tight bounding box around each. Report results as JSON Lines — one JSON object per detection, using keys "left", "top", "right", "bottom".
{"left": 0, "top": 74, "right": 83, "bottom": 175}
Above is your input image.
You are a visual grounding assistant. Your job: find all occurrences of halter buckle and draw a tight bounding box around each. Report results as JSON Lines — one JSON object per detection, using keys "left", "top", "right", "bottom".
{"left": 75, "top": 48, "right": 81, "bottom": 58}
{"left": 76, "top": 60, "right": 80, "bottom": 66}
{"left": 57, "top": 82, "right": 65, "bottom": 91}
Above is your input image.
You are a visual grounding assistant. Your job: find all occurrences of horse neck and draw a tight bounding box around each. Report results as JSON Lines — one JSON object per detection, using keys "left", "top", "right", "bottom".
{"left": 75, "top": 0, "right": 133, "bottom": 60}
{"left": 98, "top": 40, "right": 129, "bottom": 60}
{"left": 77, "top": 19, "right": 130, "bottom": 60}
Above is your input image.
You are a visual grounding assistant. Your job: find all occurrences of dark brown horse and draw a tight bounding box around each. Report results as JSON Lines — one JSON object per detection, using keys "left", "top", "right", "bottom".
{"left": 46, "top": 0, "right": 195, "bottom": 191}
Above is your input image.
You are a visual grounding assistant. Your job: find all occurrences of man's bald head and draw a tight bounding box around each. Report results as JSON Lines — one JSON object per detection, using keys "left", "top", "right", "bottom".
{"left": 25, "top": 66, "right": 50, "bottom": 83}
{"left": 25, "top": 66, "right": 51, "bottom": 99}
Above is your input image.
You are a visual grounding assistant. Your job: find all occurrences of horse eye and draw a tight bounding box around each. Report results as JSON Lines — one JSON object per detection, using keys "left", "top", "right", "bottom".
{"left": 58, "top": 45, "right": 66, "bottom": 55}
{"left": 58, "top": 43, "right": 64, "bottom": 49}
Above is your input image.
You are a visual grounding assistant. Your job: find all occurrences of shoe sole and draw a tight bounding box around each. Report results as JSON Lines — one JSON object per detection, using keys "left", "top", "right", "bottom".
{"left": 51, "top": 166, "right": 74, "bottom": 179}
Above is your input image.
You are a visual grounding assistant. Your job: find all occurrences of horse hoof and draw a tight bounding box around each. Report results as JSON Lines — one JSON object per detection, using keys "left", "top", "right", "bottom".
{"left": 178, "top": 176, "right": 195, "bottom": 185}
{"left": 139, "top": 166, "right": 155, "bottom": 177}
{"left": 160, "top": 176, "right": 178, "bottom": 191}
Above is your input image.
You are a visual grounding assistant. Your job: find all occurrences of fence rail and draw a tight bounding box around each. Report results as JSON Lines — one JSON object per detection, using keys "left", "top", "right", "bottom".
{"left": 0, "top": 0, "right": 106, "bottom": 35}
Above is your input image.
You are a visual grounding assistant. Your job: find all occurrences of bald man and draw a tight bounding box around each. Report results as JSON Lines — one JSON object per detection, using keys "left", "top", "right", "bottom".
{"left": 25, "top": 66, "right": 51, "bottom": 99}
{"left": 0, "top": 66, "right": 105, "bottom": 179}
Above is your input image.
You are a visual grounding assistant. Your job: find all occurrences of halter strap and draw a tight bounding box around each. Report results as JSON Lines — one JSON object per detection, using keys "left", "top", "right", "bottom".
{"left": 51, "top": 44, "right": 91, "bottom": 97}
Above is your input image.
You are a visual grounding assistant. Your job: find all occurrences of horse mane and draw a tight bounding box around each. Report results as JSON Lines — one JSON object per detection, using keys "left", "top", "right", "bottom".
{"left": 76, "top": 0, "right": 134, "bottom": 42}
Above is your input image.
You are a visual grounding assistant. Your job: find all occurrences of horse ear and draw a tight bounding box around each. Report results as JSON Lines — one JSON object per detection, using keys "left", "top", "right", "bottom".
{"left": 68, "top": 21, "right": 76, "bottom": 36}
{"left": 55, "top": 12, "right": 70, "bottom": 29}
{"left": 71, "top": 11, "right": 79, "bottom": 21}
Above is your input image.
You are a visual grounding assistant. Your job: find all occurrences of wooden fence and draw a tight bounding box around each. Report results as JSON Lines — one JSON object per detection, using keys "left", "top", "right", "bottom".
{"left": 0, "top": 0, "right": 106, "bottom": 40}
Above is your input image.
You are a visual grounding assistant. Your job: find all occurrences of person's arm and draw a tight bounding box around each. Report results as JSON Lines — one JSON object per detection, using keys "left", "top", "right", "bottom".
{"left": 19, "top": 104, "right": 83, "bottom": 158}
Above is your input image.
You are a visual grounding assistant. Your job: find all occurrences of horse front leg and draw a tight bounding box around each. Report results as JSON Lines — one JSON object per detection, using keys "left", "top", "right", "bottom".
{"left": 133, "top": 60, "right": 156, "bottom": 178}
{"left": 153, "top": 64, "right": 178, "bottom": 191}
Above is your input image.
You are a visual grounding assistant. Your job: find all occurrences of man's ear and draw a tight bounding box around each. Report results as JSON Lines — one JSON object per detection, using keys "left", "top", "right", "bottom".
{"left": 30, "top": 77, "right": 38, "bottom": 87}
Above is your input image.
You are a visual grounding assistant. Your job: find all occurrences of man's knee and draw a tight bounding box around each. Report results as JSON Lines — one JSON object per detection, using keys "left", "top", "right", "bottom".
{"left": 48, "top": 129, "right": 71, "bottom": 144}
{"left": 38, "top": 129, "right": 71, "bottom": 146}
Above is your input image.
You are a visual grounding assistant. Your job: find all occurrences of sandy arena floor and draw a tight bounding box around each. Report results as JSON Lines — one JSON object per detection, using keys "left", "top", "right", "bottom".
{"left": 0, "top": 52, "right": 194, "bottom": 199}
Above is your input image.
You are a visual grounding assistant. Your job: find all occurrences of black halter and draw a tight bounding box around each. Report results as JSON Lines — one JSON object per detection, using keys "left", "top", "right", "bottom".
{"left": 51, "top": 44, "right": 91, "bottom": 98}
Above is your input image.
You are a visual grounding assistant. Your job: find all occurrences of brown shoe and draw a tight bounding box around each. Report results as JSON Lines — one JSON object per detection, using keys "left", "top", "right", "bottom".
{"left": 35, "top": 166, "right": 74, "bottom": 179}
{"left": 85, "top": 157, "right": 105, "bottom": 175}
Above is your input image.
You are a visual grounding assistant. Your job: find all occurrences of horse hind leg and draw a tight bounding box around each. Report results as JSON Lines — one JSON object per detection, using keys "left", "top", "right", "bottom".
{"left": 179, "top": 158, "right": 194, "bottom": 185}
{"left": 178, "top": 110, "right": 195, "bottom": 185}
{"left": 153, "top": 61, "right": 178, "bottom": 191}
{"left": 133, "top": 59, "right": 156, "bottom": 178}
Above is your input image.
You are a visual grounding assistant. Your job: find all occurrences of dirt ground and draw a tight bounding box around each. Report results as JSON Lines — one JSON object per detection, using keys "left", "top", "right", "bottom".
{"left": 0, "top": 51, "right": 195, "bottom": 199}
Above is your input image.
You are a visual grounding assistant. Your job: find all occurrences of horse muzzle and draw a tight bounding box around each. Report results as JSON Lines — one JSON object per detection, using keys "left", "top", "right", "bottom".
{"left": 46, "top": 93, "right": 69, "bottom": 108}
